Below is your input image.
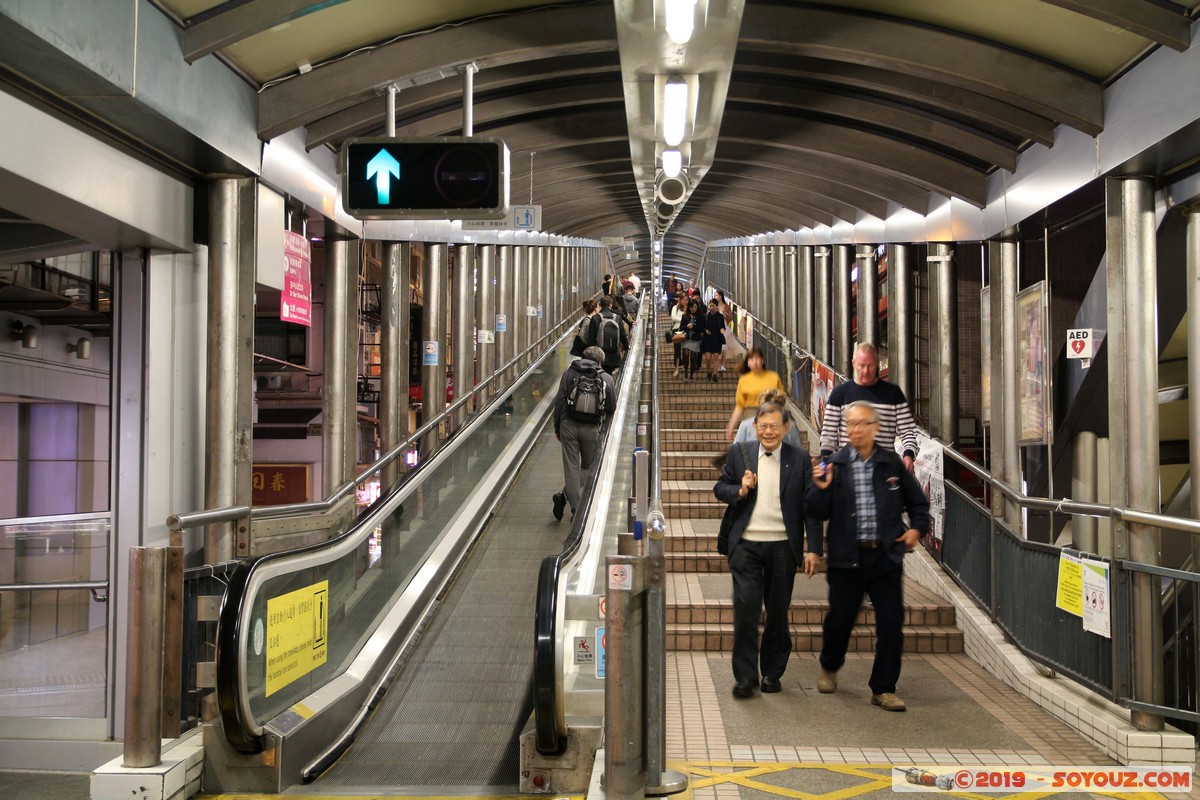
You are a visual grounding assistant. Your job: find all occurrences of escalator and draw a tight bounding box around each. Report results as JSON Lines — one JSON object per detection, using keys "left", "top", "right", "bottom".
{"left": 205, "top": 302, "right": 648, "bottom": 793}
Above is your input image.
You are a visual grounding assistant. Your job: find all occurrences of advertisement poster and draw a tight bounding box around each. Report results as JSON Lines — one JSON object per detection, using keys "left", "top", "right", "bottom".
{"left": 980, "top": 286, "right": 990, "bottom": 425}
{"left": 1016, "top": 281, "right": 1049, "bottom": 444}
{"left": 810, "top": 359, "right": 836, "bottom": 433}
{"left": 913, "top": 434, "right": 945, "bottom": 542}
{"left": 282, "top": 231, "right": 312, "bottom": 327}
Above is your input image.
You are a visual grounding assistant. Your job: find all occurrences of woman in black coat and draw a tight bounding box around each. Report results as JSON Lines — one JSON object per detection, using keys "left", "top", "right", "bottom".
{"left": 701, "top": 298, "right": 726, "bottom": 382}
{"left": 680, "top": 300, "right": 704, "bottom": 381}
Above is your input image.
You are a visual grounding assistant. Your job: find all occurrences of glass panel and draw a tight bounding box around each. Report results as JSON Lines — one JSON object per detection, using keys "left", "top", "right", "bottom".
{"left": 243, "top": 344, "right": 574, "bottom": 726}
{"left": 0, "top": 514, "right": 110, "bottom": 719}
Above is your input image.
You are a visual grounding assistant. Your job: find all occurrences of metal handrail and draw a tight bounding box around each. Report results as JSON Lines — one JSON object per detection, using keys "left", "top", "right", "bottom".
{"left": 719, "top": 290, "right": 1200, "bottom": 540}
{"left": 0, "top": 510, "right": 111, "bottom": 526}
{"left": 0, "top": 580, "right": 107, "bottom": 592}
{"left": 167, "top": 314, "right": 580, "bottom": 532}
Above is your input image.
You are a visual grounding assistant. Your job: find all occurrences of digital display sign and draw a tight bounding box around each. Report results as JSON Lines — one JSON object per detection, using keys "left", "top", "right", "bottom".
{"left": 340, "top": 136, "right": 510, "bottom": 220}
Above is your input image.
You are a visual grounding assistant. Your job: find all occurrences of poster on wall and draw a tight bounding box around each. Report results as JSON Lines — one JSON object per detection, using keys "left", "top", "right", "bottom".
{"left": 980, "top": 286, "right": 991, "bottom": 426}
{"left": 1016, "top": 281, "right": 1049, "bottom": 444}
{"left": 282, "top": 231, "right": 312, "bottom": 327}
{"left": 810, "top": 359, "right": 836, "bottom": 433}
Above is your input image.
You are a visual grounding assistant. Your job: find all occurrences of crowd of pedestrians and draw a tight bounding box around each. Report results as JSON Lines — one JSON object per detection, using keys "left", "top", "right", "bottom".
{"left": 554, "top": 273, "right": 930, "bottom": 714}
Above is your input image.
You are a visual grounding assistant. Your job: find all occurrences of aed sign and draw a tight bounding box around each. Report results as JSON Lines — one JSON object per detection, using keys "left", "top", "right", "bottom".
{"left": 341, "top": 136, "right": 510, "bottom": 220}
{"left": 1066, "top": 329, "right": 1093, "bottom": 360}
{"left": 265, "top": 580, "right": 329, "bottom": 697}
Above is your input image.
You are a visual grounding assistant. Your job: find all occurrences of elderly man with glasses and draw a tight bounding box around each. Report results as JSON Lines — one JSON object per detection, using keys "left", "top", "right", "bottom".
{"left": 805, "top": 400, "right": 930, "bottom": 712}
{"left": 713, "top": 401, "right": 816, "bottom": 698}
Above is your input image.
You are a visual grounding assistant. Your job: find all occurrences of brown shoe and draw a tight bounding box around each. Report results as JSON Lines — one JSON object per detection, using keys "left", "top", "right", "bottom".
{"left": 872, "top": 692, "right": 906, "bottom": 712}
{"left": 817, "top": 668, "right": 837, "bottom": 694}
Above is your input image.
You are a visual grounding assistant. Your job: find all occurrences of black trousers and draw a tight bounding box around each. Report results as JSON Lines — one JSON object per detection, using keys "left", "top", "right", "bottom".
{"left": 819, "top": 546, "right": 905, "bottom": 694}
{"left": 729, "top": 539, "right": 797, "bottom": 684}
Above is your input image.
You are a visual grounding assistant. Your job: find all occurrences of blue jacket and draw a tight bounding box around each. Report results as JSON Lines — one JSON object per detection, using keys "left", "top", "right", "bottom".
{"left": 805, "top": 444, "right": 930, "bottom": 568}
{"left": 713, "top": 440, "right": 815, "bottom": 563}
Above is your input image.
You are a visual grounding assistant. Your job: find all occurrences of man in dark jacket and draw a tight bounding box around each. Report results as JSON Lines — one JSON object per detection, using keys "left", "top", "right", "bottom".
{"left": 805, "top": 400, "right": 930, "bottom": 712}
{"left": 714, "top": 402, "right": 816, "bottom": 698}
{"left": 587, "top": 295, "right": 629, "bottom": 375}
{"left": 552, "top": 346, "right": 617, "bottom": 521}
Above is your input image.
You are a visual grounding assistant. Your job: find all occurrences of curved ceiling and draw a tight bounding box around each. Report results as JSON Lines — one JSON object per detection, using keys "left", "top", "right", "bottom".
{"left": 156, "top": 0, "right": 1199, "bottom": 281}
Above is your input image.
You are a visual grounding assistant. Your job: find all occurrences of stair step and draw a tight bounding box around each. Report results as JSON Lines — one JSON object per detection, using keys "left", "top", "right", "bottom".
{"left": 663, "top": 500, "right": 725, "bottom": 519}
{"left": 665, "top": 623, "right": 964, "bottom": 653}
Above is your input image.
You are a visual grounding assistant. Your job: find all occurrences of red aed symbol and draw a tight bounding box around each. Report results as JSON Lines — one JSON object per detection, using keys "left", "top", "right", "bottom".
{"left": 1071, "top": 339, "right": 1086, "bottom": 354}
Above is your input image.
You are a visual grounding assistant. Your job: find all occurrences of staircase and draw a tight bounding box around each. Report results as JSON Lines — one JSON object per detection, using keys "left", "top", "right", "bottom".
{"left": 655, "top": 311, "right": 963, "bottom": 657}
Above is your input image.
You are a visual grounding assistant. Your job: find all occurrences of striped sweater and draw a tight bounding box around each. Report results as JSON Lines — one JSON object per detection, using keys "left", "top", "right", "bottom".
{"left": 818, "top": 379, "right": 919, "bottom": 459}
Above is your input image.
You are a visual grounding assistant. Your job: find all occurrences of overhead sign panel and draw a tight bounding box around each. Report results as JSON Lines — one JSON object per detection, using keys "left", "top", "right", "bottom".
{"left": 341, "top": 136, "right": 510, "bottom": 220}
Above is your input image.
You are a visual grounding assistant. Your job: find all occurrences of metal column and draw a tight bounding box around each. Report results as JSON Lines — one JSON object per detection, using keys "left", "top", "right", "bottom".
{"left": 1105, "top": 176, "right": 1163, "bottom": 731}
{"left": 453, "top": 244, "right": 476, "bottom": 429}
{"left": 497, "top": 245, "right": 515, "bottom": 389}
{"left": 928, "top": 243, "right": 958, "bottom": 442}
{"left": 1072, "top": 431, "right": 1098, "bottom": 553}
{"left": 476, "top": 244, "right": 497, "bottom": 399}
{"left": 512, "top": 246, "right": 527, "bottom": 369}
{"left": 813, "top": 247, "right": 831, "bottom": 364}
{"left": 381, "top": 242, "right": 411, "bottom": 489}
{"left": 772, "top": 245, "right": 785, "bottom": 333}
{"left": 422, "top": 243, "right": 449, "bottom": 454}
{"left": 797, "top": 246, "right": 813, "bottom": 354}
{"left": 832, "top": 244, "right": 853, "bottom": 375}
{"left": 323, "top": 224, "right": 359, "bottom": 495}
{"left": 604, "top": 555, "right": 645, "bottom": 800}
{"left": 856, "top": 244, "right": 879, "bottom": 348}
{"left": 204, "top": 178, "right": 256, "bottom": 563}
{"left": 1189, "top": 208, "right": 1200, "bottom": 634}
{"left": 784, "top": 246, "right": 798, "bottom": 346}
{"left": 989, "top": 236, "right": 1021, "bottom": 528}
{"left": 888, "top": 244, "right": 915, "bottom": 401}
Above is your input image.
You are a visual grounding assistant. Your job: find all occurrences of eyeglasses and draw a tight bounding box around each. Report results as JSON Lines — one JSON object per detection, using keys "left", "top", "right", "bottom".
{"left": 845, "top": 420, "right": 878, "bottom": 429}
{"left": 756, "top": 422, "right": 784, "bottom": 432}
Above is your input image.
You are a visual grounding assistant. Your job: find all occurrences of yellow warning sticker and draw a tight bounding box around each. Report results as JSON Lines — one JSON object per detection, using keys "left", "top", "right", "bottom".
{"left": 265, "top": 580, "right": 329, "bottom": 697}
{"left": 1055, "top": 552, "right": 1083, "bottom": 617}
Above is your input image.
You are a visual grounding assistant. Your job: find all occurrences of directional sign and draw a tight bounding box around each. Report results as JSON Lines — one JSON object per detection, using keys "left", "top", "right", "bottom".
{"left": 341, "top": 136, "right": 510, "bottom": 220}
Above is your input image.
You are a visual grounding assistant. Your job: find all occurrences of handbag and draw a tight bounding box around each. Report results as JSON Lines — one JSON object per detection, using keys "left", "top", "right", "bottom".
{"left": 664, "top": 328, "right": 676, "bottom": 344}
{"left": 570, "top": 318, "right": 590, "bottom": 357}
{"left": 716, "top": 442, "right": 751, "bottom": 556}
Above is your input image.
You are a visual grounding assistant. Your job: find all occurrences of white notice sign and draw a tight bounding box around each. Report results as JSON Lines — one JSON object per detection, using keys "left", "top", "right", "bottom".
{"left": 1081, "top": 558, "right": 1111, "bottom": 638}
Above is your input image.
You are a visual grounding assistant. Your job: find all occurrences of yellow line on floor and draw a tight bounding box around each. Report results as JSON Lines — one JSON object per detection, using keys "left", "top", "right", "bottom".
{"left": 196, "top": 795, "right": 584, "bottom": 800}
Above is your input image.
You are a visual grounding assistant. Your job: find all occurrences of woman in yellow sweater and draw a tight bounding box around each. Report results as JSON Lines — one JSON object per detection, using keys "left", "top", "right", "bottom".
{"left": 724, "top": 346, "right": 786, "bottom": 441}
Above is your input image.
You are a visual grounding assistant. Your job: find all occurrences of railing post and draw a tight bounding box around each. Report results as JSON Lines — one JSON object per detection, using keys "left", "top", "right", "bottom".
{"left": 604, "top": 555, "right": 645, "bottom": 800}
{"left": 124, "top": 547, "right": 166, "bottom": 768}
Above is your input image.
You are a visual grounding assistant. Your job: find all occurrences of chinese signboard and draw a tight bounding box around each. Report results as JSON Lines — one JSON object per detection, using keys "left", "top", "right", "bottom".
{"left": 282, "top": 231, "right": 312, "bottom": 327}
{"left": 252, "top": 463, "right": 310, "bottom": 506}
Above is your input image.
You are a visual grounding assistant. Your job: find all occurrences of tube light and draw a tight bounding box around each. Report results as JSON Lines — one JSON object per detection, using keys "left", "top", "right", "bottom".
{"left": 662, "top": 77, "right": 688, "bottom": 147}
{"left": 661, "top": 149, "right": 683, "bottom": 178}
{"left": 665, "top": 0, "right": 696, "bottom": 44}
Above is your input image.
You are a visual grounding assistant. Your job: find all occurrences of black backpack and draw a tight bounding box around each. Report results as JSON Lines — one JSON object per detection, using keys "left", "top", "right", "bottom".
{"left": 567, "top": 365, "right": 605, "bottom": 423}
{"left": 597, "top": 312, "right": 621, "bottom": 355}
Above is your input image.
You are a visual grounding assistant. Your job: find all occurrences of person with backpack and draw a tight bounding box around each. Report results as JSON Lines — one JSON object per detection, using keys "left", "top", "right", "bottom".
{"left": 587, "top": 295, "right": 629, "bottom": 375}
{"left": 552, "top": 345, "right": 618, "bottom": 521}
{"left": 620, "top": 283, "right": 640, "bottom": 325}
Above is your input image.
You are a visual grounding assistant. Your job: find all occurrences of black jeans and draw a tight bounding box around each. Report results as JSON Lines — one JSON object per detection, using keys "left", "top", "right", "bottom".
{"left": 819, "top": 546, "right": 905, "bottom": 694}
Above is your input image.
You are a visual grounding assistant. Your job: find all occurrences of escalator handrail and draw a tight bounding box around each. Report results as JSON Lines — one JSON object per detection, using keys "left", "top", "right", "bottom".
{"left": 533, "top": 292, "right": 648, "bottom": 755}
{"left": 168, "top": 309, "right": 586, "bottom": 533}
{"left": 214, "top": 322, "right": 580, "bottom": 754}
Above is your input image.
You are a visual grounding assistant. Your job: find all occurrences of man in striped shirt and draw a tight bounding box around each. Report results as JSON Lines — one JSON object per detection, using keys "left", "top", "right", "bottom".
{"left": 819, "top": 342, "right": 918, "bottom": 473}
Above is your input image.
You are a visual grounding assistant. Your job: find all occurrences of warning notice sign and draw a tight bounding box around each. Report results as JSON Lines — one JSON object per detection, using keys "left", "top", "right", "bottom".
{"left": 265, "top": 580, "right": 329, "bottom": 697}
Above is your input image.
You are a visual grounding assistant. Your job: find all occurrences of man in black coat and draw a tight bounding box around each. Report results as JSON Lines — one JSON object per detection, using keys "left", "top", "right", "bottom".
{"left": 713, "top": 402, "right": 815, "bottom": 698}
{"left": 805, "top": 400, "right": 930, "bottom": 712}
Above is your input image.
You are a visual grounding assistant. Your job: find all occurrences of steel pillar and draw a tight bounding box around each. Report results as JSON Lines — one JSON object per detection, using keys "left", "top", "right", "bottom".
{"left": 813, "top": 247, "right": 831, "bottom": 364}
{"left": 929, "top": 243, "right": 958, "bottom": 442}
{"left": 453, "top": 244, "right": 476, "bottom": 429}
{"left": 422, "top": 243, "right": 449, "bottom": 454}
{"left": 1105, "top": 176, "right": 1164, "bottom": 732}
{"left": 832, "top": 244, "right": 853, "bottom": 374}
{"left": 888, "top": 244, "right": 914, "bottom": 400}
{"left": 323, "top": 224, "right": 359, "bottom": 495}
{"left": 204, "top": 178, "right": 256, "bottom": 562}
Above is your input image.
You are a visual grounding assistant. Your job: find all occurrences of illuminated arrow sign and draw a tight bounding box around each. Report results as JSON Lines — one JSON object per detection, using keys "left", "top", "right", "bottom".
{"left": 340, "top": 136, "right": 510, "bottom": 220}
{"left": 366, "top": 149, "right": 400, "bottom": 205}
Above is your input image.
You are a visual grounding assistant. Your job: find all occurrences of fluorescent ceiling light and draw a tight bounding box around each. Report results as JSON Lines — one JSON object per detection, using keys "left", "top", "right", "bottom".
{"left": 662, "top": 77, "right": 687, "bottom": 146}
{"left": 665, "top": 0, "right": 696, "bottom": 43}
{"left": 661, "top": 149, "right": 683, "bottom": 177}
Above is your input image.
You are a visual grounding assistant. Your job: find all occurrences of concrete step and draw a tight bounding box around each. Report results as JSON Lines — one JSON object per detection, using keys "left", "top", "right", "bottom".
{"left": 663, "top": 499, "right": 725, "bottom": 519}
{"left": 664, "top": 573, "right": 962, "bottom": 653}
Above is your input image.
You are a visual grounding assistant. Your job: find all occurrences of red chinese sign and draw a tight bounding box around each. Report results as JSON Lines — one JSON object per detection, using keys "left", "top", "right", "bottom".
{"left": 282, "top": 231, "right": 312, "bottom": 327}
{"left": 252, "top": 463, "right": 310, "bottom": 506}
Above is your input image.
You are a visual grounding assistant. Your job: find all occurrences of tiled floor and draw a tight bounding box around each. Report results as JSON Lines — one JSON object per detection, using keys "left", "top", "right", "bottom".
{"left": 662, "top": 650, "right": 1199, "bottom": 799}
